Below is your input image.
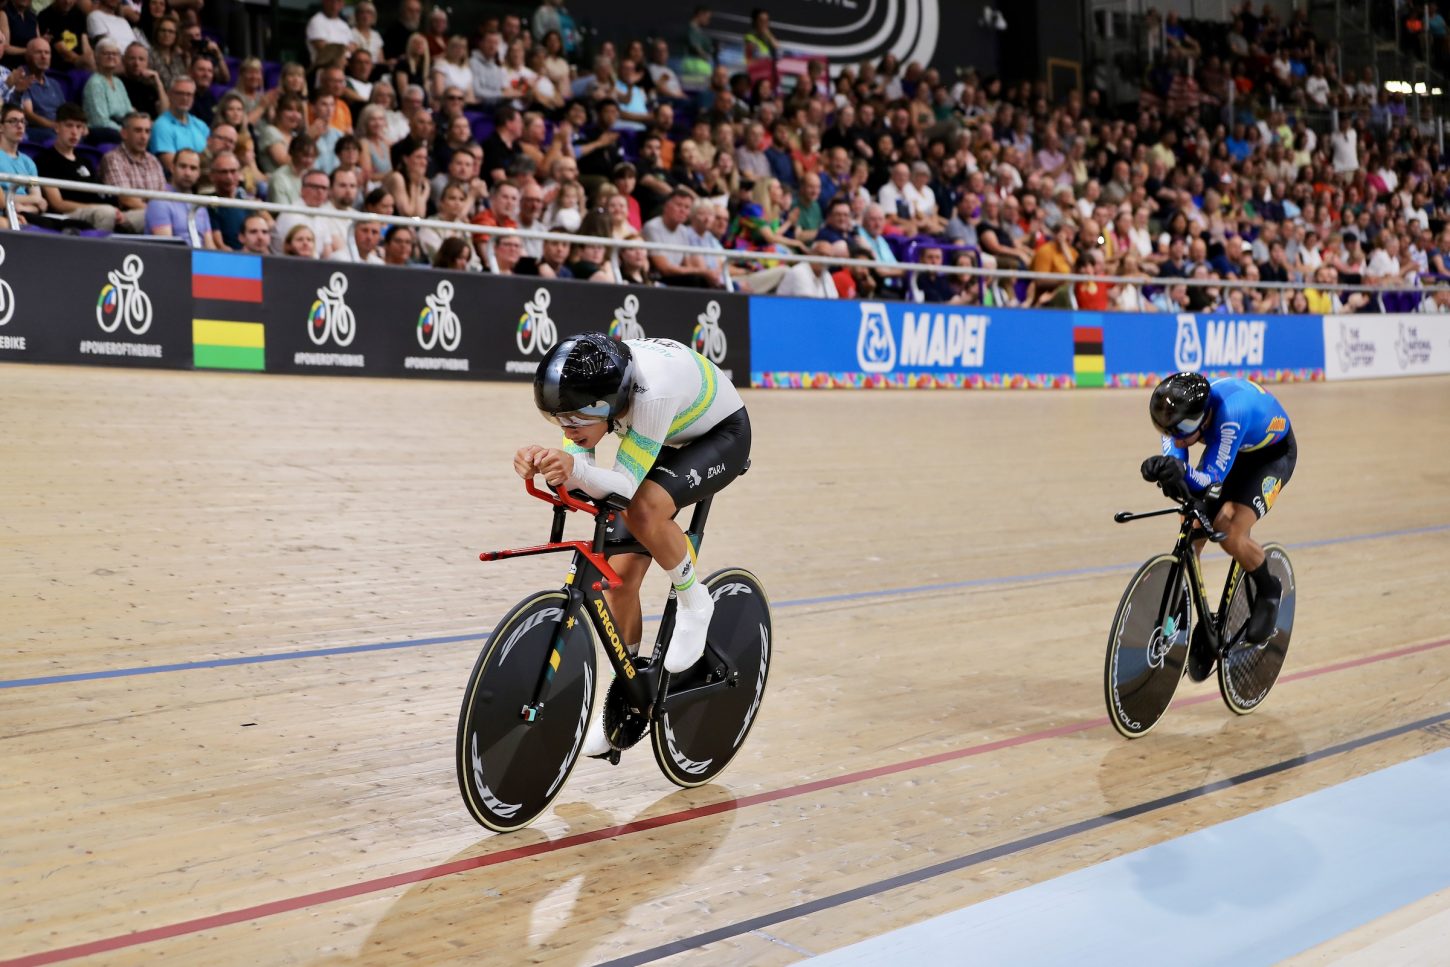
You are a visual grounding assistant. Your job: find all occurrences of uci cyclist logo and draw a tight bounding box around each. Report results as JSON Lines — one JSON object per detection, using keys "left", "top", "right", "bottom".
{"left": 856, "top": 302, "right": 896, "bottom": 372}
{"left": 0, "top": 245, "right": 15, "bottom": 327}
{"left": 1173, "top": 315, "right": 1203, "bottom": 371}
{"left": 417, "top": 279, "right": 462, "bottom": 352}
{"left": 692, "top": 300, "right": 728, "bottom": 363}
{"left": 96, "top": 254, "right": 153, "bottom": 335}
{"left": 609, "top": 293, "right": 646, "bottom": 341}
{"left": 517, "top": 287, "right": 558, "bottom": 356}
{"left": 308, "top": 272, "right": 357, "bottom": 347}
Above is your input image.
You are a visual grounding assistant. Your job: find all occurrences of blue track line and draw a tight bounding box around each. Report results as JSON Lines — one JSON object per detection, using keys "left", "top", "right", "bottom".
{"left": 4, "top": 521, "right": 1448, "bottom": 690}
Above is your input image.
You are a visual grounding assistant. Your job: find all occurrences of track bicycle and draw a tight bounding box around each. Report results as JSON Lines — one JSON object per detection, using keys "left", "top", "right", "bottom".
{"left": 1104, "top": 497, "right": 1296, "bottom": 738}
{"left": 456, "top": 478, "right": 772, "bottom": 832}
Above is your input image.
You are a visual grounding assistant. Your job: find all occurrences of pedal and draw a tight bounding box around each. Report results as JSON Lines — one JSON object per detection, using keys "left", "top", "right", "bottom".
{"left": 602, "top": 674, "right": 651, "bottom": 752}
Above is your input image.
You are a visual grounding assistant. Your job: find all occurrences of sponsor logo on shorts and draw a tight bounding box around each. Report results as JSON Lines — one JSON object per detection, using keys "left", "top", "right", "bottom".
{"left": 686, "top": 468, "right": 702, "bottom": 488}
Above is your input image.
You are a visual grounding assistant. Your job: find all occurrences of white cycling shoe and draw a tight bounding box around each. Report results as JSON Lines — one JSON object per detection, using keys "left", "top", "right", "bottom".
{"left": 665, "top": 593, "right": 714, "bottom": 673}
{"left": 581, "top": 701, "right": 612, "bottom": 758}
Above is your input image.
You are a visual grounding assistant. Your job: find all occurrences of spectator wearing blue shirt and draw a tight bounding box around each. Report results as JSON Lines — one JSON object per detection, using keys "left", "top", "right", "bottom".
{"left": 145, "top": 147, "right": 214, "bottom": 247}
{"left": 0, "top": 102, "right": 46, "bottom": 220}
{"left": 613, "top": 59, "right": 650, "bottom": 132}
{"left": 857, "top": 203, "right": 906, "bottom": 290}
{"left": 150, "top": 75, "right": 209, "bottom": 175}
{"left": 14, "top": 38, "right": 65, "bottom": 141}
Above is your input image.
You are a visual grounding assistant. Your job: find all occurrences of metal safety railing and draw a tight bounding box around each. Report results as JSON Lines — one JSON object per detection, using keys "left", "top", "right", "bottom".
{"left": 3, "top": 170, "right": 1448, "bottom": 305}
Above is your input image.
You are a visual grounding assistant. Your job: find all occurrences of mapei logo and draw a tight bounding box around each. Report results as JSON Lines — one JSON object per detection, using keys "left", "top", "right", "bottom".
{"left": 1395, "top": 322, "right": 1432, "bottom": 369}
{"left": 692, "top": 300, "right": 727, "bottom": 363}
{"left": 0, "top": 245, "right": 14, "bottom": 326}
{"left": 96, "top": 254, "right": 153, "bottom": 335}
{"left": 517, "top": 287, "right": 558, "bottom": 356}
{"left": 308, "top": 272, "right": 356, "bottom": 347}
{"left": 1173, "top": 315, "right": 1202, "bottom": 370}
{"left": 610, "top": 292, "right": 646, "bottom": 341}
{"left": 1175, "top": 315, "right": 1266, "bottom": 370}
{"left": 856, "top": 301, "right": 896, "bottom": 372}
{"left": 416, "top": 279, "right": 461, "bottom": 352}
{"left": 899, "top": 310, "right": 989, "bottom": 368}
{"left": 1336, "top": 323, "right": 1375, "bottom": 370}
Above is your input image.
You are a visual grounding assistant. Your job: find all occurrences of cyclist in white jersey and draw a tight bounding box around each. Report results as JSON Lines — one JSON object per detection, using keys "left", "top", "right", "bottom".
{"left": 515, "top": 333, "right": 751, "bottom": 757}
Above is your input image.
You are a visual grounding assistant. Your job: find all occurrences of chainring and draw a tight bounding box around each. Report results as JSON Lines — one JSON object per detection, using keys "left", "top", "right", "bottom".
{"left": 602, "top": 663, "right": 652, "bottom": 751}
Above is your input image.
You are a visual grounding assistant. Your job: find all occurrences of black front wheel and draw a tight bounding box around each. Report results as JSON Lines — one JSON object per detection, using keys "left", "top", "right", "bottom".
{"left": 1218, "top": 543, "right": 1296, "bottom": 715}
{"left": 456, "top": 591, "right": 596, "bottom": 832}
{"left": 1105, "top": 554, "right": 1193, "bottom": 739}
{"left": 652, "top": 568, "right": 772, "bottom": 787}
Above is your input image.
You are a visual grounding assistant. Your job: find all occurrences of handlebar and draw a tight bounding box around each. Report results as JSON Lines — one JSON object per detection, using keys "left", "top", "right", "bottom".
{"left": 1113, "top": 497, "right": 1227, "bottom": 542}
{"left": 525, "top": 477, "right": 601, "bottom": 515}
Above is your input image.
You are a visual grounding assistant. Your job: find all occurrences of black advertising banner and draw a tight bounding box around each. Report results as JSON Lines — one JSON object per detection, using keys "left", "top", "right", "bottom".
{"left": 261, "top": 259, "right": 751, "bottom": 386}
{"left": 0, "top": 233, "right": 192, "bottom": 369}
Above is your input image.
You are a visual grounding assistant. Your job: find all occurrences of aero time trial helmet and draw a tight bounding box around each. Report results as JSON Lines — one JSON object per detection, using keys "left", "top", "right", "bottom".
{"left": 534, "top": 333, "right": 634, "bottom": 428}
{"left": 1149, "top": 372, "right": 1212, "bottom": 439}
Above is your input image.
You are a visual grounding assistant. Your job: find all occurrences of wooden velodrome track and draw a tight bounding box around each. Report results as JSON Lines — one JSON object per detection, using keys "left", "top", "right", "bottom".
{"left": 3, "top": 363, "right": 1450, "bottom": 966}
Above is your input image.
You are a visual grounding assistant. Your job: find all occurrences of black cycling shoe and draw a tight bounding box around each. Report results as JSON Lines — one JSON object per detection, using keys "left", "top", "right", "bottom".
{"left": 1243, "top": 577, "right": 1282, "bottom": 645}
{"left": 1187, "top": 622, "right": 1215, "bottom": 682}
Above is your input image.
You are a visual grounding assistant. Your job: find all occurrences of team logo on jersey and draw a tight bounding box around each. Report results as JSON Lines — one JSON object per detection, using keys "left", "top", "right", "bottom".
{"left": 416, "top": 279, "right": 461, "bottom": 352}
{"left": 307, "top": 272, "right": 356, "bottom": 347}
{"left": 692, "top": 299, "right": 728, "bottom": 363}
{"left": 610, "top": 293, "right": 646, "bottom": 341}
{"left": 857, "top": 302, "right": 896, "bottom": 372}
{"left": 1261, "top": 476, "right": 1282, "bottom": 510}
{"left": 1266, "top": 416, "right": 1286, "bottom": 433}
{"left": 97, "top": 254, "right": 154, "bottom": 335}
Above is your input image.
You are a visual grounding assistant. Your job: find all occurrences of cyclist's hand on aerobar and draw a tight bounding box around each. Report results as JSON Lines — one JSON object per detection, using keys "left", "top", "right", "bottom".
{"left": 534, "top": 448, "right": 574, "bottom": 488}
{"left": 1140, "top": 455, "right": 1192, "bottom": 502}
{"left": 513, "top": 445, "right": 547, "bottom": 479}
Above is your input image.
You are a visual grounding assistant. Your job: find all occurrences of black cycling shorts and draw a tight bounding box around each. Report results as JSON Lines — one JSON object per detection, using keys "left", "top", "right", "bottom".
{"left": 604, "top": 407, "right": 751, "bottom": 546}
{"left": 1211, "top": 430, "right": 1297, "bottom": 520}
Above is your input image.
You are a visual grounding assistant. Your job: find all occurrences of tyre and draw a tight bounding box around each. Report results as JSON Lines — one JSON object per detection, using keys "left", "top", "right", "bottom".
{"left": 456, "top": 591, "right": 596, "bottom": 832}
{"left": 1105, "top": 555, "right": 1193, "bottom": 738}
{"left": 1218, "top": 544, "right": 1295, "bottom": 715}
{"left": 652, "top": 569, "right": 771, "bottom": 787}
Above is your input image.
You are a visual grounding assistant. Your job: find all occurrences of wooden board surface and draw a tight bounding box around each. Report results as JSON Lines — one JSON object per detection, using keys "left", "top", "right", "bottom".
{"left": 3, "top": 365, "right": 1449, "bottom": 966}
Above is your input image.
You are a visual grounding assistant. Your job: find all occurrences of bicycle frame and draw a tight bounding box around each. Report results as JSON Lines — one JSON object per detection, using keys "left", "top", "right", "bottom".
{"left": 478, "top": 479, "right": 728, "bottom": 727}
{"left": 1116, "top": 500, "right": 1243, "bottom": 657}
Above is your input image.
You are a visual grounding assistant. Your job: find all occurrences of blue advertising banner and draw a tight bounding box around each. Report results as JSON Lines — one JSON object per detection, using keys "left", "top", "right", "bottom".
{"left": 749, "top": 297, "right": 1080, "bottom": 388}
{"left": 1103, "top": 312, "right": 1325, "bottom": 386}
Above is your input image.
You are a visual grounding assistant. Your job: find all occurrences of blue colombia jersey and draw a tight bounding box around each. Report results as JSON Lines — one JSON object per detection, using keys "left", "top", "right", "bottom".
{"left": 1161, "top": 378, "right": 1292, "bottom": 494}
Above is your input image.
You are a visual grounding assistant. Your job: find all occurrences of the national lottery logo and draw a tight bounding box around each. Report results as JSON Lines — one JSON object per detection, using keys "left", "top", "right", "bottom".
{"left": 1173, "top": 315, "right": 1203, "bottom": 371}
{"left": 856, "top": 301, "right": 896, "bottom": 372}
{"left": 0, "top": 245, "right": 14, "bottom": 327}
{"left": 1395, "top": 321, "right": 1432, "bottom": 369}
{"left": 517, "top": 287, "right": 558, "bottom": 356}
{"left": 1336, "top": 322, "right": 1375, "bottom": 370}
{"left": 417, "top": 279, "right": 461, "bottom": 352}
{"left": 96, "top": 254, "right": 153, "bottom": 335}
{"left": 308, "top": 272, "right": 356, "bottom": 347}
{"left": 610, "top": 293, "right": 646, "bottom": 341}
{"left": 692, "top": 299, "right": 728, "bottom": 363}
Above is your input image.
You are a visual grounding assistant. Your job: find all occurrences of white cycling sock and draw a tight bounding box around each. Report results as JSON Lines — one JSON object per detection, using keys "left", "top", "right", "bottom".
{"left": 665, "top": 543, "right": 711, "bottom": 611}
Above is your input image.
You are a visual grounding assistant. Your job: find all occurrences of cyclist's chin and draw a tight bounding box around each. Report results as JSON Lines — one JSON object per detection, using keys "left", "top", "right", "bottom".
{"left": 565, "top": 424, "right": 609, "bottom": 448}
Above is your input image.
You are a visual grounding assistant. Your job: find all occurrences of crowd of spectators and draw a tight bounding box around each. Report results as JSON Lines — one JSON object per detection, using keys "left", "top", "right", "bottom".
{"left": 0, "top": 0, "right": 1448, "bottom": 311}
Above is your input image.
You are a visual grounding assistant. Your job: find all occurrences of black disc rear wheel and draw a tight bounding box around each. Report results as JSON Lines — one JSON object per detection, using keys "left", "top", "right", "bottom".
{"left": 456, "top": 591, "right": 596, "bottom": 832}
{"left": 1105, "top": 554, "right": 1193, "bottom": 738}
{"left": 1218, "top": 544, "right": 1295, "bottom": 715}
{"left": 652, "top": 569, "right": 772, "bottom": 787}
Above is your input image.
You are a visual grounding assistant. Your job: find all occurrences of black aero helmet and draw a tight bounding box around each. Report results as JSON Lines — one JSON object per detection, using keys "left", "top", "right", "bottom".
{"left": 534, "top": 333, "right": 634, "bottom": 427}
{"left": 1149, "top": 371, "right": 1212, "bottom": 438}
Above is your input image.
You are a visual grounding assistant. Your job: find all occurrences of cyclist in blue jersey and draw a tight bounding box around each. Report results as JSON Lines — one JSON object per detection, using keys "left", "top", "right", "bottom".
{"left": 1141, "top": 372, "right": 1298, "bottom": 681}
{"left": 515, "top": 333, "right": 750, "bottom": 757}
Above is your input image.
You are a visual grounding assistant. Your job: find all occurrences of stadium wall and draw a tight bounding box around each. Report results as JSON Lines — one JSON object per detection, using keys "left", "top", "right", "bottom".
{"left": 2, "top": 234, "right": 1447, "bottom": 388}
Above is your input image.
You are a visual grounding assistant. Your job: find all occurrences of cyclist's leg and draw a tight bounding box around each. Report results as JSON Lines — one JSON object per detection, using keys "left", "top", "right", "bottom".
{"left": 630, "top": 409, "right": 752, "bottom": 673}
{"left": 603, "top": 552, "right": 650, "bottom": 654}
{"left": 1213, "top": 432, "right": 1297, "bottom": 642}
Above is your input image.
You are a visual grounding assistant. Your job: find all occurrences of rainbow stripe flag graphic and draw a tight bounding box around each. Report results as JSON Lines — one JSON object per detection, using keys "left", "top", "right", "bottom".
{"left": 192, "top": 251, "right": 264, "bottom": 371}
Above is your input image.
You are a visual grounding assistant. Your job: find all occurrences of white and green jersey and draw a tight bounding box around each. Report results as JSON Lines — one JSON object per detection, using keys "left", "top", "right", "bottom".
{"left": 563, "top": 338, "right": 743, "bottom": 500}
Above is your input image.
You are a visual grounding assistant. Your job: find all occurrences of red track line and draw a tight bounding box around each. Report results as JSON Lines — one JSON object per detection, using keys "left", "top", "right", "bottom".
{"left": 8, "top": 634, "right": 1450, "bottom": 967}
